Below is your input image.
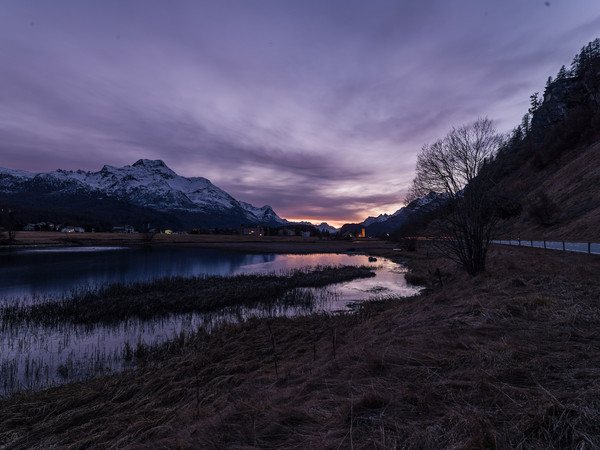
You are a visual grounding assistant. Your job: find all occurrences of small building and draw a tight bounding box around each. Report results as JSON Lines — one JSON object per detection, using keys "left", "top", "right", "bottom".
{"left": 112, "top": 225, "right": 135, "bottom": 233}
{"left": 24, "top": 222, "right": 56, "bottom": 231}
{"left": 242, "top": 226, "right": 264, "bottom": 236}
{"left": 61, "top": 226, "right": 85, "bottom": 233}
{"left": 277, "top": 228, "right": 296, "bottom": 236}
{"left": 340, "top": 224, "right": 366, "bottom": 238}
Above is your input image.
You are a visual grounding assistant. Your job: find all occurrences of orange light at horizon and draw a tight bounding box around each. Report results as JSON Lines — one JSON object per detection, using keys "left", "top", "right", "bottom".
{"left": 285, "top": 217, "right": 347, "bottom": 229}
{"left": 283, "top": 202, "right": 404, "bottom": 230}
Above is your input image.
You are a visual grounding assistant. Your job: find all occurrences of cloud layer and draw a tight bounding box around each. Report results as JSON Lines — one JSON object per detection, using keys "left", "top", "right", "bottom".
{"left": 1, "top": 0, "right": 599, "bottom": 225}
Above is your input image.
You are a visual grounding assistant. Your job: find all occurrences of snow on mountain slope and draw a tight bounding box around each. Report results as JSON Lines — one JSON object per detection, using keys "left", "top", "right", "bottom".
{"left": 404, "top": 191, "right": 449, "bottom": 210}
{"left": 0, "top": 167, "right": 35, "bottom": 179}
{"left": 355, "top": 191, "right": 449, "bottom": 236}
{"left": 360, "top": 214, "right": 391, "bottom": 227}
{"left": 238, "top": 201, "right": 288, "bottom": 225}
{"left": 314, "top": 222, "right": 338, "bottom": 233}
{"left": 0, "top": 167, "right": 36, "bottom": 192}
{"left": 0, "top": 159, "right": 286, "bottom": 226}
{"left": 51, "top": 159, "right": 239, "bottom": 211}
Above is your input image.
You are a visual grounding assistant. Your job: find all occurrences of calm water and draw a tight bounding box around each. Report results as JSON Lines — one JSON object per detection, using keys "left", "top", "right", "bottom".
{"left": 0, "top": 246, "right": 417, "bottom": 304}
{"left": 0, "top": 247, "right": 276, "bottom": 301}
{"left": 0, "top": 246, "right": 418, "bottom": 396}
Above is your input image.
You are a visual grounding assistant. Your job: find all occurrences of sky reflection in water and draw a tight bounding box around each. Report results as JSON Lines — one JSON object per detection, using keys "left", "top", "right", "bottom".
{"left": 0, "top": 247, "right": 417, "bottom": 303}
{"left": 0, "top": 247, "right": 419, "bottom": 395}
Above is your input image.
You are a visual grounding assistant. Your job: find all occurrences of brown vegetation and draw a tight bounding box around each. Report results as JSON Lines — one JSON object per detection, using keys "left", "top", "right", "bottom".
{"left": 0, "top": 266, "right": 375, "bottom": 326}
{"left": 496, "top": 139, "right": 600, "bottom": 241}
{"left": 1, "top": 243, "right": 600, "bottom": 448}
{"left": 1, "top": 231, "right": 394, "bottom": 254}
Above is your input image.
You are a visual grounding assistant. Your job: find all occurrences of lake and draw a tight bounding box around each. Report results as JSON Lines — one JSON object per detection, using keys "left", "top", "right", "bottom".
{"left": 0, "top": 246, "right": 418, "bottom": 396}
{"left": 0, "top": 246, "right": 275, "bottom": 301}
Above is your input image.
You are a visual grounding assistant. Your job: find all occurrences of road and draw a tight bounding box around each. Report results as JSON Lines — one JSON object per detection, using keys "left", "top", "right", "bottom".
{"left": 492, "top": 240, "right": 600, "bottom": 255}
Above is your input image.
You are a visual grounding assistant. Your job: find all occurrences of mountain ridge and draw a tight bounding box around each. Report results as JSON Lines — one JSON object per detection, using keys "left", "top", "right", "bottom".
{"left": 346, "top": 191, "right": 448, "bottom": 237}
{"left": 0, "top": 159, "right": 289, "bottom": 231}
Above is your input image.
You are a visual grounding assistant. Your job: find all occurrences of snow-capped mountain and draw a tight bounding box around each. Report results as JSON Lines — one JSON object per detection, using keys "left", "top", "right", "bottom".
{"left": 0, "top": 159, "right": 287, "bottom": 230}
{"left": 238, "top": 201, "right": 287, "bottom": 226}
{"left": 355, "top": 191, "right": 449, "bottom": 236}
{"left": 360, "top": 213, "right": 391, "bottom": 227}
{"left": 314, "top": 222, "right": 338, "bottom": 233}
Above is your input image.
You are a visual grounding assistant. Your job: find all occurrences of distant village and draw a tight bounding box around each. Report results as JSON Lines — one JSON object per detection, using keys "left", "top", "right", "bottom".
{"left": 16, "top": 221, "right": 367, "bottom": 238}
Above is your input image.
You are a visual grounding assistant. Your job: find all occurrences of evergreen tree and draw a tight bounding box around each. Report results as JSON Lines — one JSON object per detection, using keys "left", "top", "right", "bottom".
{"left": 529, "top": 92, "right": 542, "bottom": 113}
{"left": 510, "top": 125, "right": 524, "bottom": 145}
{"left": 521, "top": 113, "right": 531, "bottom": 136}
{"left": 592, "top": 38, "right": 600, "bottom": 57}
{"left": 571, "top": 48, "right": 584, "bottom": 76}
{"left": 556, "top": 64, "right": 568, "bottom": 79}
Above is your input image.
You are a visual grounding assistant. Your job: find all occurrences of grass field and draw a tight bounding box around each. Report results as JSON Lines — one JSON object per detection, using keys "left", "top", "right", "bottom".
{"left": 1, "top": 231, "right": 397, "bottom": 255}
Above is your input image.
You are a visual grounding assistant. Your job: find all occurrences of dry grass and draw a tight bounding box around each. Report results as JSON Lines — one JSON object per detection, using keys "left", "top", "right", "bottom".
{"left": 497, "top": 140, "right": 600, "bottom": 241}
{"left": 0, "top": 266, "right": 375, "bottom": 326}
{"left": 2, "top": 243, "right": 600, "bottom": 448}
{"left": 2, "top": 232, "right": 393, "bottom": 255}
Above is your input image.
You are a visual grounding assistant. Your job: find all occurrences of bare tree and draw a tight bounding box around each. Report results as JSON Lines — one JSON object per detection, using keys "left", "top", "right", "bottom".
{"left": 141, "top": 223, "right": 156, "bottom": 243}
{"left": 409, "top": 117, "right": 506, "bottom": 275}
{"left": 1, "top": 208, "right": 17, "bottom": 243}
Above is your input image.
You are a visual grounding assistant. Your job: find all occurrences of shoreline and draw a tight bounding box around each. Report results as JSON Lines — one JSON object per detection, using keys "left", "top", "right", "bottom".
{"left": 0, "top": 231, "right": 399, "bottom": 255}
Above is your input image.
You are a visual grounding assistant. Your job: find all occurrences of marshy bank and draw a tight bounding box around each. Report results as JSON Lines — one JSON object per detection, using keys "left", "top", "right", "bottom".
{"left": 0, "top": 248, "right": 421, "bottom": 397}
{"left": 2, "top": 264, "right": 402, "bottom": 397}
{"left": 3, "top": 243, "right": 600, "bottom": 448}
{"left": 0, "top": 266, "right": 377, "bottom": 326}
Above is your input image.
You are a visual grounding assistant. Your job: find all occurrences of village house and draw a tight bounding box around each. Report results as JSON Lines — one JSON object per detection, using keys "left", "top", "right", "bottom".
{"left": 61, "top": 226, "right": 85, "bottom": 233}
{"left": 112, "top": 225, "right": 135, "bottom": 233}
{"left": 241, "top": 226, "right": 264, "bottom": 236}
{"left": 23, "top": 222, "right": 57, "bottom": 231}
{"left": 340, "top": 224, "right": 366, "bottom": 238}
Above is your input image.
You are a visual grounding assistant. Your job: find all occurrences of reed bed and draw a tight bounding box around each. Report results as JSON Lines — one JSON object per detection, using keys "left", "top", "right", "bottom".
{"left": 0, "top": 265, "right": 375, "bottom": 327}
{"left": 0, "top": 266, "right": 374, "bottom": 397}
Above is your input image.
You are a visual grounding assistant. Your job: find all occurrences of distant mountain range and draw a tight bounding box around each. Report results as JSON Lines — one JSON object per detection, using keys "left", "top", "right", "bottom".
{"left": 0, "top": 158, "right": 444, "bottom": 235}
{"left": 351, "top": 191, "right": 448, "bottom": 236}
{"left": 0, "top": 159, "right": 293, "bottom": 230}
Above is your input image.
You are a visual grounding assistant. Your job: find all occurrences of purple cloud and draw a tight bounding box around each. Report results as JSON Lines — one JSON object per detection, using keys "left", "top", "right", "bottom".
{"left": 1, "top": 0, "right": 599, "bottom": 224}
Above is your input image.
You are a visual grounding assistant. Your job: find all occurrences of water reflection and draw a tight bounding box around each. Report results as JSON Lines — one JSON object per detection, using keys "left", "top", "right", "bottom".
{"left": 238, "top": 254, "right": 418, "bottom": 307}
{"left": 0, "top": 247, "right": 276, "bottom": 301}
{"left": 0, "top": 248, "right": 420, "bottom": 396}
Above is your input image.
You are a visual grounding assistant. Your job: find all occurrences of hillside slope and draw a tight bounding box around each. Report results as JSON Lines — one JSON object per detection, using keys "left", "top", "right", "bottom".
{"left": 496, "top": 140, "right": 600, "bottom": 240}
{"left": 411, "top": 38, "right": 600, "bottom": 242}
{"left": 492, "top": 39, "right": 600, "bottom": 241}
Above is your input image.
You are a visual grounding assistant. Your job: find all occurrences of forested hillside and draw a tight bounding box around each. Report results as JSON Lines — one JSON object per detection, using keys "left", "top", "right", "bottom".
{"left": 397, "top": 38, "right": 600, "bottom": 241}
{"left": 494, "top": 38, "right": 600, "bottom": 240}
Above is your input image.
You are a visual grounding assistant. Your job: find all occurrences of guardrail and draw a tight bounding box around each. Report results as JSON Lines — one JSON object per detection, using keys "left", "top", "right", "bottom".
{"left": 492, "top": 239, "right": 600, "bottom": 255}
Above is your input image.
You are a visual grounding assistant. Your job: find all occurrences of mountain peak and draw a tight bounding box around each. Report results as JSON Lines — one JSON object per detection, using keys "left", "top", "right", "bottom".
{"left": 132, "top": 159, "right": 168, "bottom": 169}
{"left": 0, "top": 160, "right": 288, "bottom": 230}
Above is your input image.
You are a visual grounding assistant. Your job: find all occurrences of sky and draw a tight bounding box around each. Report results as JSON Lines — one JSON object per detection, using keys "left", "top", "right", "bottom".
{"left": 1, "top": 1, "right": 599, "bottom": 227}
